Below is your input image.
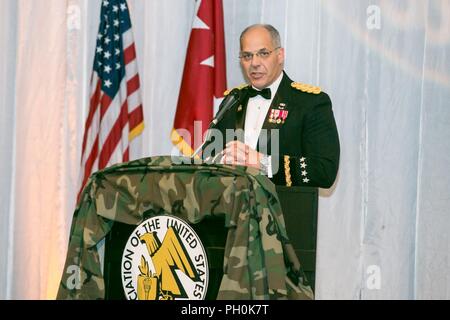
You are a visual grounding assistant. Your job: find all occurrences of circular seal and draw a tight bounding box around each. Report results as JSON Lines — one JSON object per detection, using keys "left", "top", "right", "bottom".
{"left": 121, "top": 215, "right": 209, "bottom": 300}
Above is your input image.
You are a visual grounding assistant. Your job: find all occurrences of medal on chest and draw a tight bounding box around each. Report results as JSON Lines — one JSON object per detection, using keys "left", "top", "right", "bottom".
{"left": 268, "top": 104, "right": 289, "bottom": 124}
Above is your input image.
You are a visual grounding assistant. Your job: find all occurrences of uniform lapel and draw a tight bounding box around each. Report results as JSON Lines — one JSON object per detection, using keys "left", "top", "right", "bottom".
{"left": 234, "top": 91, "right": 249, "bottom": 131}
{"left": 257, "top": 73, "right": 291, "bottom": 154}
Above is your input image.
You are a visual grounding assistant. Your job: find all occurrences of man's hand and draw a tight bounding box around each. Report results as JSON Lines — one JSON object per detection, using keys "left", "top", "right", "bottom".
{"left": 221, "top": 141, "right": 262, "bottom": 169}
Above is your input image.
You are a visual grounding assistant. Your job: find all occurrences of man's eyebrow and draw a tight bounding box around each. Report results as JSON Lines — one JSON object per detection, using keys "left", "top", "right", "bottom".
{"left": 241, "top": 47, "right": 269, "bottom": 52}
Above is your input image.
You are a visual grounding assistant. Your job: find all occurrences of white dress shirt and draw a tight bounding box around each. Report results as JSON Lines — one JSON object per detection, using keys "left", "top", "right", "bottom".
{"left": 244, "top": 72, "right": 283, "bottom": 149}
{"left": 244, "top": 73, "right": 283, "bottom": 176}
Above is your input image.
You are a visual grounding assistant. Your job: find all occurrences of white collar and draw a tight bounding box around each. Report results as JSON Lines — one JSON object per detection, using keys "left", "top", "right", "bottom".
{"left": 251, "top": 72, "right": 284, "bottom": 98}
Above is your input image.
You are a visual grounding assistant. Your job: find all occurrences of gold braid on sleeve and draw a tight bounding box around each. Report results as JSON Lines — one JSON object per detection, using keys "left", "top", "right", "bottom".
{"left": 284, "top": 156, "right": 292, "bottom": 187}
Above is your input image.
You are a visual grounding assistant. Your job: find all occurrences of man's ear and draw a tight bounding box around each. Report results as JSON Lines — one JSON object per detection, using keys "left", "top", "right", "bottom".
{"left": 278, "top": 47, "right": 285, "bottom": 64}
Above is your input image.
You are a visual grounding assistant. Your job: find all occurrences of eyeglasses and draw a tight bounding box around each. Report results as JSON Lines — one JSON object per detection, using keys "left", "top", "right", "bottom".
{"left": 239, "top": 47, "right": 281, "bottom": 62}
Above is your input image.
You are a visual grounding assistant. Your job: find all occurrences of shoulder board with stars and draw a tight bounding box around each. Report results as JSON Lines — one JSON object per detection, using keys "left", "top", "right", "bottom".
{"left": 291, "top": 82, "right": 321, "bottom": 95}
{"left": 224, "top": 84, "right": 249, "bottom": 96}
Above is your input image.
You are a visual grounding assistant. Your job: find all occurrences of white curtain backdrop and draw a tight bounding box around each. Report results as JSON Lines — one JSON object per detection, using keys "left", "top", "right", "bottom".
{"left": 0, "top": 0, "right": 448, "bottom": 299}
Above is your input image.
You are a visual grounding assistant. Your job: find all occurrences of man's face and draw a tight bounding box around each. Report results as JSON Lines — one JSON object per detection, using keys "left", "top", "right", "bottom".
{"left": 240, "top": 27, "right": 285, "bottom": 90}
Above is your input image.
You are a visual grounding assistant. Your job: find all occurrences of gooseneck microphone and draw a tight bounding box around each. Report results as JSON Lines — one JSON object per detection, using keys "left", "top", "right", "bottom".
{"left": 211, "top": 88, "right": 242, "bottom": 125}
{"left": 191, "top": 88, "right": 245, "bottom": 159}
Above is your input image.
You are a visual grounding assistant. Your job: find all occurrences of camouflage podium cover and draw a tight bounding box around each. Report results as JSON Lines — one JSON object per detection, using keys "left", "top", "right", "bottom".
{"left": 57, "top": 156, "right": 313, "bottom": 300}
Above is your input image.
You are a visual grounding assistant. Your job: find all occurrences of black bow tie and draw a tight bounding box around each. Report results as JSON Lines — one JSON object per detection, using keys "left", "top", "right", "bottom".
{"left": 248, "top": 87, "right": 271, "bottom": 100}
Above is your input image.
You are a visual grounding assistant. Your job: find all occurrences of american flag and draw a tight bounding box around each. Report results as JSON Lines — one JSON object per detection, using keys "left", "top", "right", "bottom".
{"left": 79, "top": 0, "right": 144, "bottom": 200}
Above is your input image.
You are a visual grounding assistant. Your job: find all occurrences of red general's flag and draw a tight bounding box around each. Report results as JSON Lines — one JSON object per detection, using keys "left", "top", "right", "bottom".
{"left": 171, "top": 0, "right": 227, "bottom": 156}
{"left": 78, "top": 0, "right": 144, "bottom": 201}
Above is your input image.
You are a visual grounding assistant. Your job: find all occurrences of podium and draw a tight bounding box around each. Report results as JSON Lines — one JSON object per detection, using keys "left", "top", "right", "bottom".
{"left": 57, "top": 156, "right": 314, "bottom": 300}
{"left": 275, "top": 186, "right": 318, "bottom": 291}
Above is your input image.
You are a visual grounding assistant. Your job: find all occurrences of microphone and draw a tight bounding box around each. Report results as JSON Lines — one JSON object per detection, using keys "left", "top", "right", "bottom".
{"left": 211, "top": 88, "right": 243, "bottom": 126}
{"left": 191, "top": 87, "right": 245, "bottom": 159}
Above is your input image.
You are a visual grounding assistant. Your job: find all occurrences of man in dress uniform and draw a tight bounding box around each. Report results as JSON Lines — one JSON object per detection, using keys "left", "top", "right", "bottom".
{"left": 214, "top": 24, "right": 340, "bottom": 188}
{"left": 202, "top": 24, "right": 340, "bottom": 294}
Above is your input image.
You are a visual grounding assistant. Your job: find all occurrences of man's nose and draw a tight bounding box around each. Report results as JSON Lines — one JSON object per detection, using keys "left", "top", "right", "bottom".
{"left": 250, "top": 54, "right": 262, "bottom": 66}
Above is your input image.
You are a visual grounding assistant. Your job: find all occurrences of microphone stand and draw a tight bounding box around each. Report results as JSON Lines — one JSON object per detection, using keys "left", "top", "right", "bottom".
{"left": 191, "top": 120, "right": 217, "bottom": 161}
{"left": 190, "top": 88, "right": 245, "bottom": 161}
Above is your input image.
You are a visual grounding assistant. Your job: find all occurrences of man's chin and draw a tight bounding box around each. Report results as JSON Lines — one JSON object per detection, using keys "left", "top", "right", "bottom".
{"left": 249, "top": 79, "right": 267, "bottom": 90}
